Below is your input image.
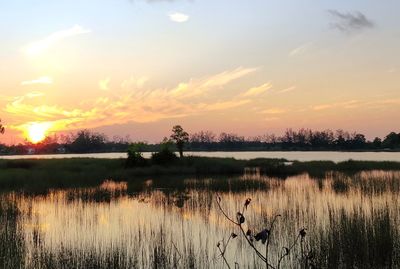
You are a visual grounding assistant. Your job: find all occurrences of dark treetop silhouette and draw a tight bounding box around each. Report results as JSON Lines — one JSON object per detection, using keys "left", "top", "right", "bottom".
{"left": 170, "top": 125, "right": 189, "bottom": 158}
{"left": 0, "top": 119, "right": 4, "bottom": 135}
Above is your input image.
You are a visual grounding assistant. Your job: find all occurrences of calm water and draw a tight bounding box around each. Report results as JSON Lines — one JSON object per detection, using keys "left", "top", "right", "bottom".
{"left": 2, "top": 151, "right": 400, "bottom": 162}
{"left": 1, "top": 171, "right": 399, "bottom": 268}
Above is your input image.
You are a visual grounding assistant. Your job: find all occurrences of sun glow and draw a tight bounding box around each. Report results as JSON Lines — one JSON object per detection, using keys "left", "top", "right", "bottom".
{"left": 26, "top": 122, "right": 51, "bottom": 143}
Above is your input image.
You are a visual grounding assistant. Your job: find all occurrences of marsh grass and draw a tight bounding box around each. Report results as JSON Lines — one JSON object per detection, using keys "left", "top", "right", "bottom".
{"left": 312, "top": 207, "right": 395, "bottom": 268}
{"left": 0, "top": 162, "right": 400, "bottom": 268}
{"left": 2, "top": 158, "right": 400, "bottom": 193}
{"left": 0, "top": 196, "right": 25, "bottom": 269}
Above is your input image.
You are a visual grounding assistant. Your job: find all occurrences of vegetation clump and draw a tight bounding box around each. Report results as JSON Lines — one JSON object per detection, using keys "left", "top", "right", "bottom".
{"left": 151, "top": 140, "right": 178, "bottom": 165}
{"left": 126, "top": 143, "right": 147, "bottom": 167}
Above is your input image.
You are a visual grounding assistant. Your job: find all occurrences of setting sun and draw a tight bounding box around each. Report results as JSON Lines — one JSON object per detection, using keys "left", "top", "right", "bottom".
{"left": 26, "top": 122, "right": 51, "bottom": 144}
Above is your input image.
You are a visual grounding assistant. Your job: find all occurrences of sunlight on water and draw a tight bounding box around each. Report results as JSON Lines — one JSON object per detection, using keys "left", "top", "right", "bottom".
{"left": 1, "top": 171, "right": 399, "bottom": 268}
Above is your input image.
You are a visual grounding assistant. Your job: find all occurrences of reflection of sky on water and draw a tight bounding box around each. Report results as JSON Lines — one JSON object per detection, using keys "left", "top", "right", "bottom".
{"left": 10, "top": 171, "right": 400, "bottom": 268}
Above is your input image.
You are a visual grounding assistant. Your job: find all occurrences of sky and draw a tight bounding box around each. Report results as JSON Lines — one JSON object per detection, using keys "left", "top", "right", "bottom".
{"left": 0, "top": 0, "right": 399, "bottom": 144}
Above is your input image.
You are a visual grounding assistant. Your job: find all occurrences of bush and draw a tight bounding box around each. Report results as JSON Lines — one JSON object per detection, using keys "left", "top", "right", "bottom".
{"left": 151, "top": 142, "right": 177, "bottom": 165}
{"left": 126, "top": 143, "right": 147, "bottom": 167}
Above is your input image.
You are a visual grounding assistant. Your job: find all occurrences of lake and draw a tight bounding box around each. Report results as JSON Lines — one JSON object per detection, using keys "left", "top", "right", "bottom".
{"left": 1, "top": 171, "right": 399, "bottom": 268}
{"left": 2, "top": 151, "right": 400, "bottom": 162}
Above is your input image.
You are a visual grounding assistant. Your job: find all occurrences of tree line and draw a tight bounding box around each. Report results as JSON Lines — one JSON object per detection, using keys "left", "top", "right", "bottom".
{"left": 187, "top": 129, "right": 400, "bottom": 151}
{"left": 0, "top": 121, "right": 400, "bottom": 155}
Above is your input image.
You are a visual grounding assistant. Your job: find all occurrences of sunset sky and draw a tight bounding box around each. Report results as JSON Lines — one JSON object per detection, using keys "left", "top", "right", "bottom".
{"left": 1, "top": 0, "right": 399, "bottom": 144}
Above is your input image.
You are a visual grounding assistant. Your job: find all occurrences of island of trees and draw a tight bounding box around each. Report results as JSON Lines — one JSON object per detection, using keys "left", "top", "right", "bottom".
{"left": 0, "top": 120, "right": 400, "bottom": 155}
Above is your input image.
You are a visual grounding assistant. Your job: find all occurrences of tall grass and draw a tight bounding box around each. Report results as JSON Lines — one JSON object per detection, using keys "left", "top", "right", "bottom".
{"left": 0, "top": 165, "right": 400, "bottom": 268}
{"left": 0, "top": 195, "right": 25, "bottom": 269}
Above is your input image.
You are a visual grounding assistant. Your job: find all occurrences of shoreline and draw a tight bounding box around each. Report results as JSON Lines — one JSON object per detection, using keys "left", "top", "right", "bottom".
{"left": 2, "top": 148, "right": 400, "bottom": 157}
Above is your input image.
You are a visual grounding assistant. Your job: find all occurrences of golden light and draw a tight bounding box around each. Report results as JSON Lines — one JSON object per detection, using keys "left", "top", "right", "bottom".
{"left": 26, "top": 122, "right": 51, "bottom": 144}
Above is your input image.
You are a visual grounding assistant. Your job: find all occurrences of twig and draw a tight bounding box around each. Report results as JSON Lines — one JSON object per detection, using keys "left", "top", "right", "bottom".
{"left": 266, "top": 214, "right": 281, "bottom": 267}
{"left": 217, "top": 241, "right": 232, "bottom": 269}
{"left": 216, "top": 196, "right": 276, "bottom": 269}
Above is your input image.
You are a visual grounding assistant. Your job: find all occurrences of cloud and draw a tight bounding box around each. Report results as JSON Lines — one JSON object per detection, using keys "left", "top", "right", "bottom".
{"left": 240, "top": 83, "right": 272, "bottom": 97}
{"left": 24, "top": 25, "right": 91, "bottom": 56}
{"left": 387, "top": 68, "right": 397, "bottom": 73}
{"left": 169, "top": 12, "right": 189, "bottom": 23}
{"left": 21, "top": 76, "right": 53, "bottom": 86}
{"left": 289, "top": 42, "right": 313, "bottom": 57}
{"left": 99, "top": 78, "right": 110, "bottom": 91}
{"left": 328, "top": 10, "right": 374, "bottom": 33}
{"left": 310, "top": 98, "right": 400, "bottom": 112}
{"left": 264, "top": 117, "right": 280, "bottom": 122}
{"left": 6, "top": 67, "right": 264, "bottom": 133}
{"left": 276, "top": 86, "right": 296, "bottom": 94}
{"left": 170, "top": 67, "right": 257, "bottom": 98}
{"left": 260, "top": 108, "right": 286, "bottom": 114}
{"left": 312, "top": 100, "right": 361, "bottom": 111}
{"left": 121, "top": 76, "right": 149, "bottom": 89}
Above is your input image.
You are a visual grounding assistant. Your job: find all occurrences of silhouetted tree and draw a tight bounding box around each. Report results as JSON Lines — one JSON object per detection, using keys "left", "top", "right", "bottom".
{"left": 0, "top": 119, "right": 5, "bottom": 135}
{"left": 382, "top": 132, "right": 400, "bottom": 149}
{"left": 28, "top": 135, "right": 60, "bottom": 153}
{"left": 309, "top": 130, "right": 334, "bottom": 148}
{"left": 282, "top": 128, "right": 295, "bottom": 146}
{"left": 349, "top": 133, "right": 367, "bottom": 149}
{"left": 190, "top": 130, "right": 216, "bottom": 144}
{"left": 170, "top": 125, "right": 189, "bottom": 157}
{"left": 190, "top": 130, "right": 216, "bottom": 150}
{"left": 218, "top": 132, "right": 245, "bottom": 150}
{"left": 261, "top": 133, "right": 279, "bottom": 143}
{"left": 68, "top": 130, "right": 107, "bottom": 153}
{"left": 334, "top": 129, "right": 350, "bottom": 149}
{"left": 373, "top": 137, "right": 382, "bottom": 149}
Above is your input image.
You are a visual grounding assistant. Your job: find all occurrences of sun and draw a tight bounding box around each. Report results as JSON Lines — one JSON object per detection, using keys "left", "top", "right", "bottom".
{"left": 26, "top": 122, "right": 51, "bottom": 144}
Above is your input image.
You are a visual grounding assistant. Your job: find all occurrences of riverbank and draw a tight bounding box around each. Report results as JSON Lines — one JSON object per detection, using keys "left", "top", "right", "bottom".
{"left": 2, "top": 151, "right": 400, "bottom": 162}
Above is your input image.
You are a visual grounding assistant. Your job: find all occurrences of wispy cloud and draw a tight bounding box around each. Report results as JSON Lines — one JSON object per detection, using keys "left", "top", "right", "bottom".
{"left": 328, "top": 10, "right": 374, "bottom": 33}
{"left": 21, "top": 76, "right": 53, "bottom": 86}
{"left": 311, "top": 98, "right": 400, "bottom": 112}
{"left": 240, "top": 82, "right": 272, "bottom": 97}
{"left": 169, "top": 12, "right": 189, "bottom": 23}
{"left": 260, "top": 108, "right": 286, "bottom": 114}
{"left": 6, "top": 67, "right": 264, "bottom": 132}
{"left": 289, "top": 42, "right": 313, "bottom": 57}
{"left": 312, "top": 100, "right": 361, "bottom": 111}
{"left": 24, "top": 25, "right": 91, "bottom": 56}
{"left": 276, "top": 86, "right": 296, "bottom": 94}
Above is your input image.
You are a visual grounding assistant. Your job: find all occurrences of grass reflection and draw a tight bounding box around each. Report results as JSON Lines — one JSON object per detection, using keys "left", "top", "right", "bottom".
{"left": 0, "top": 170, "right": 399, "bottom": 268}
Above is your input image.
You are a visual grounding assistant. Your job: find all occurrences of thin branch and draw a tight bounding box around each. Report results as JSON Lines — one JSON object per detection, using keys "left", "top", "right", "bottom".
{"left": 266, "top": 214, "right": 281, "bottom": 267}
{"left": 171, "top": 241, "right": 182, "bottom": 264}
{"left": 217, "top": 242, "right": 232, "bottom": 269}
{"left": 216, "top": 196, "right": 276, "bottom": 269}
{"left": 216, "top": 196, "right": 240, "bottom": 225}
{"left": 277, "top": 234, "right": 301, "bottom": 269}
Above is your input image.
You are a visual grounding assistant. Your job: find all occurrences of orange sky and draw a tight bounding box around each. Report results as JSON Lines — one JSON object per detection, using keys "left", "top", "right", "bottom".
{"left": 1, "top": 1, "right": 399, "bottom": 144}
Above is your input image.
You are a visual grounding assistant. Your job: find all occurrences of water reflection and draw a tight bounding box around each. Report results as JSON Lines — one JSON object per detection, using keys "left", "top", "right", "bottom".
{"left": 1, "top": 171, "right": 399, "bottom": 268}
